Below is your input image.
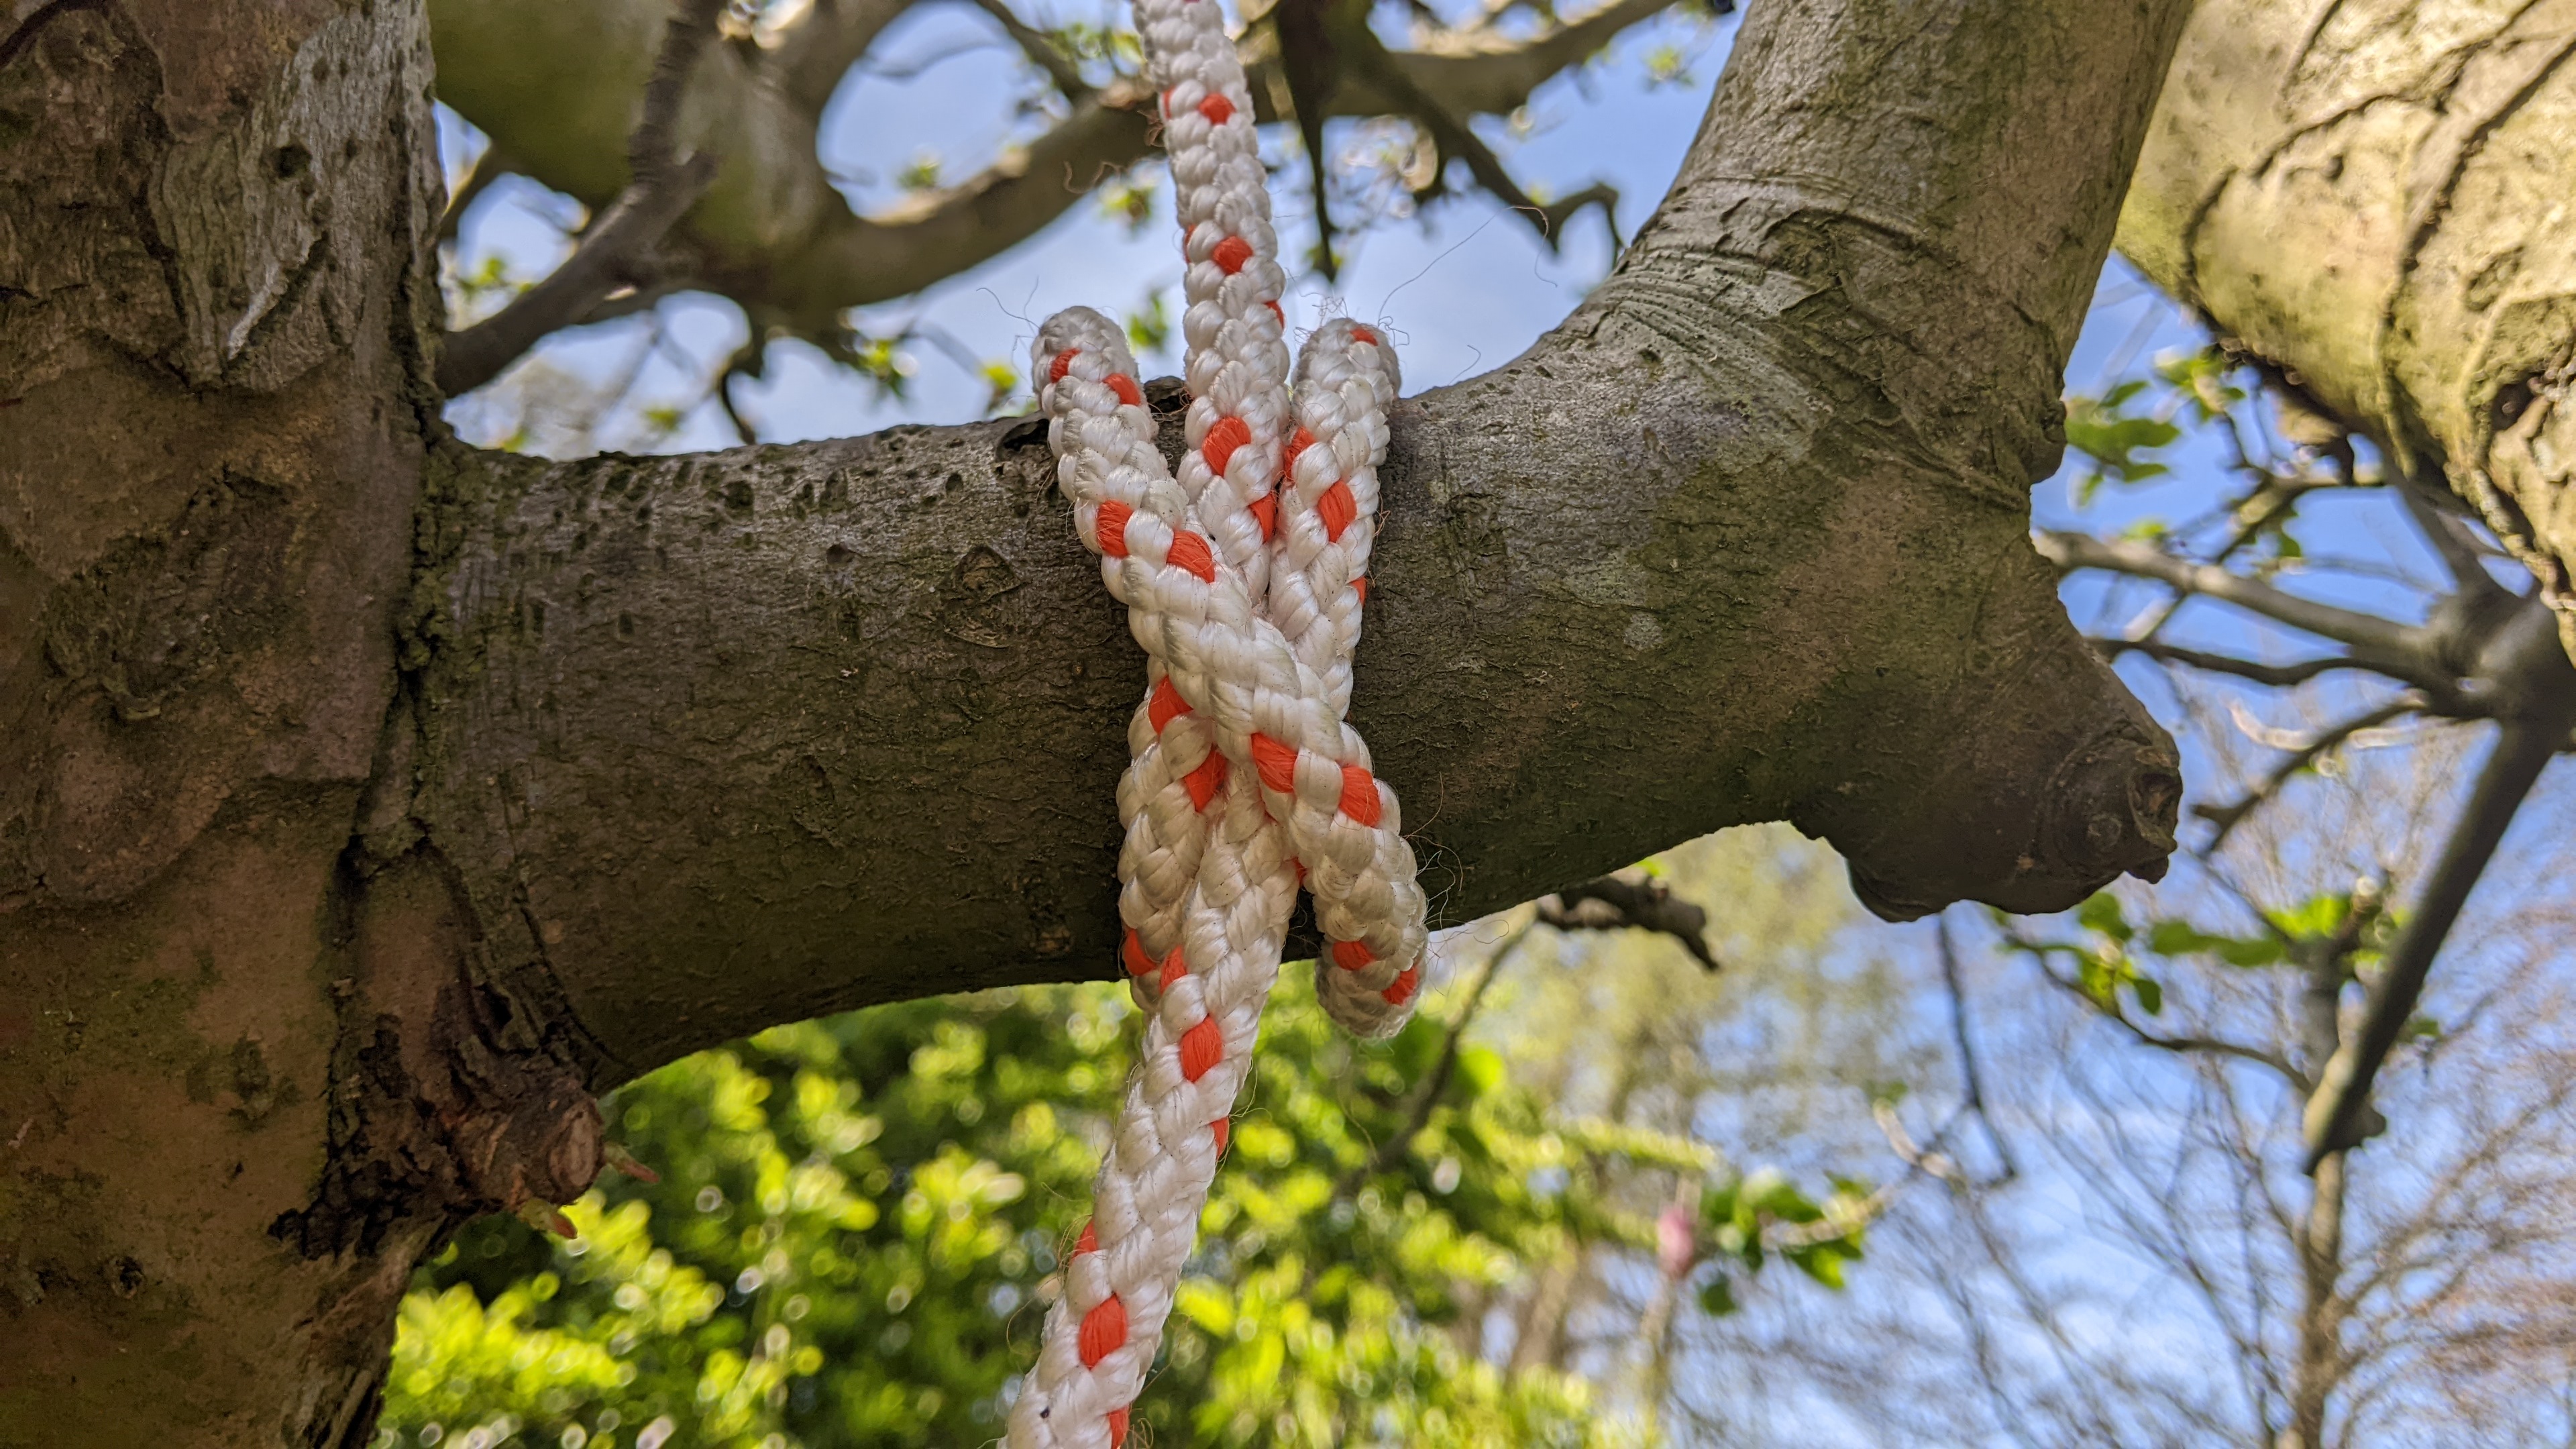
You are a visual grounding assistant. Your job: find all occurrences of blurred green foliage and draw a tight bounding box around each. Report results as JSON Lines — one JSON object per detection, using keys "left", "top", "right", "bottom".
{"left": 379, "top": 959, "right": 1858, "bottom": 1449}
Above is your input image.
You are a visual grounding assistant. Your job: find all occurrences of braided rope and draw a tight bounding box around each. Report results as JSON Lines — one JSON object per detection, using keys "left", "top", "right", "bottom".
{"left": 1005, "top": 1, "right": 1426, "bottom": 1442}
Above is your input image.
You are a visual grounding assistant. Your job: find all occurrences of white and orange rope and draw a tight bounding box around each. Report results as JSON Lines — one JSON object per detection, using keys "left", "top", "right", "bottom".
{"left": 1005, "top": 0, "right": 1426, "bottom": 1441}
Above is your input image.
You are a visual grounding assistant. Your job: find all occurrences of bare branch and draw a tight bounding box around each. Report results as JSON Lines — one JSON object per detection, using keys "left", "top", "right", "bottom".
{"left": 1536, "top": 870, "right": 1719, "bottom": 970}
{"left": 2304, "top": 714, "right": 2571, "bottom": 1165}
{"left": 2094, "top": 637, "right": 2381, "bottom": 692}
{"left": 1338, "top": 920, "right": 1529, "bottom": 1194}
{"left": 963, "top": 0, "right": 1090, "bottom": 99}
{"left": 437, "top": 0, "right": 729, "bottom": 398}
{"left": 2020, "top": 949, "right": 2313, "bottom": 1091}
{"left": 439, "top": 142, "right": 518, "bottom": 242}
{"left": 2037, "top": 531, "right": 2440, "bottom": 669}
{"left": 2194, "top": 697, "right": 2421, "bottom": 852}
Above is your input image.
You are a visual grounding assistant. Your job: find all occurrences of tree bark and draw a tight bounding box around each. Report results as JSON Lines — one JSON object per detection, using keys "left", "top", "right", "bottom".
{"left": 2, "top": 0, "right": 2188, "bottom": 1441}
{"left": 2115, "top": 0, "right": 2576, "bottom": 658}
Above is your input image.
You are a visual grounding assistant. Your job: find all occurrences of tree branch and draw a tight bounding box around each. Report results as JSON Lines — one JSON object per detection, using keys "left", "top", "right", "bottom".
{"left": 961, "top": 0, "right": 1089, "bottom": 99}
{"left": 2029, "top": 957, "right": 2313, "bottom": 1093}
{"left": 2036, "top": 531, "right": 2439, "bottom": 670}
{"left": 405, "top": 0, "right": 2194, "bottom": 1083}
{"left": 2094, "top": 637, "right": 2377, "bottom": 691}
{"left": 436, "top": 0, "right": 727, "bottom": 396}
{"left": 2192, "top": 697, "right": 2420, "bottom": 852}
{"left": 2304, "top": 713, "right": 2571, "bottom": 1165}
{"left": 2114, "top": 0, "right": 2576, "bottom": 663}
{"left": 1536, "top": 870, "right": 1718, "bottom": 970}
{"left": 432, "top": 0, "right": 1690, "bottom": 348}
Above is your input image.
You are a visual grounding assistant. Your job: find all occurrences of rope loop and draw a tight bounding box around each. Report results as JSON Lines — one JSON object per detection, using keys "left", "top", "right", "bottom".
{"left": 1006, "top": 2, "right": 1428, "bottom": 1440}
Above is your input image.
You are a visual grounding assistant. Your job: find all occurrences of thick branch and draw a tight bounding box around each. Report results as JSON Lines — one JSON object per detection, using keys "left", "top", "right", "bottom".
{"left": 405, "top": 0, "right": 2192, "bottom": 1083}
{"left": 2118, "top": 0, "right": 2576, "bottom": 660}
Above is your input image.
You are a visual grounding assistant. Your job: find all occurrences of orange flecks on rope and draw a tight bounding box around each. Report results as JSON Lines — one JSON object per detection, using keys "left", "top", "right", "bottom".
{"left": 1210, "top": 1118, "right": 1230, "bottom": 1152}
{"left": 1282, "top": 426, "right": 1315, "bottom": 472}
{"left": 1107, "top": 373, "right": 1143, "bottom": 407}
{"left": 1077, "top": 1220, "right": 1099, "bottom": 1255}
{"left": 1051, "top": 347, "right": 1079, "bottom": 382}
{"left": 1097, "top": 499, "right": 1133, "bottom": 557}
{"left": 1079, "top": 1295, "right": 1128, "bottom": 1368}
{"left": 1211, "top": 235, "right": 1254, "bottom": 274}
{"left": 1352, "top": 577, "right": 1368, "bottom": 604}
{"left": 1249, "top": 733, "right": 1297, "bottom": 793}
{"left": 1196, "top": 93, "right": 1233, "bottom": 125}
{"left": 1108, "top": 1407, "right": 1132, "bottom": 1448}
{"left": 1182, "top": 751, "right": 1229, "bottom": 810}
{"left": 1201, "top": 415, "right": 1251, "bottom": 476}
{"left": 1350, "top": 325, "right": 1379, "bottom": 346}
{"left": 1331, "top": 938, "right": 1374, "bottom": 971}
{"left": 1179, "top": 1017, "right": 1222, "bottom": 1082}
{"left": 1316, "top": 479, "right": 1358, "bottom": 543}
{"left": 1248, "top": 491, "right": 1277, "bottom": 540}
{"left": 1148, "top": 676, "right": 1191, "bottom": 733}
{"left": 1167, "top": 529, "right": 1218, "bottom": 583}
{"left": 1265, "top": 299, "right": 1283, "bottom": 324}
{"left": 1122, "top": 928, "right": 1159, "bottom": 977}
{"left": 1338, "top": 765, "right": 1382, "bottom": 826}
{"left": 1159, "top": 953, "right": 1189, "bottom": 991}
{"left": 1383, "top": 965, "right": 1420, "bottom": 1006}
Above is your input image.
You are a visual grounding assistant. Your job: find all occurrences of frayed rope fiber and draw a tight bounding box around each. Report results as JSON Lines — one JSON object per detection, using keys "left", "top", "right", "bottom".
{"left": 1004, "top": 0, "right": 1428, "bottom": 1442}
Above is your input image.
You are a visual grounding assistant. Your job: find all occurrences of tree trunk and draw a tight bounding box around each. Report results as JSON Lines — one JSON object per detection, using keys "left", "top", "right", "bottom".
{"left": 1, "top": 0, "right": 2188, "bottom": 1441}
{"left": 2116, "top": 0, "right": 2576, "bottom": 657}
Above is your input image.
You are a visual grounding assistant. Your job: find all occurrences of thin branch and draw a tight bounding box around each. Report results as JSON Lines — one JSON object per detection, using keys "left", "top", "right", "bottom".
{"left": 2193, "top": 696, "right": 2422, "bottom": 852}
{"left": 1934, "top": 912, "right": 2019, "bottom": 1182}
{"left": 439, "top": 143, "right": 519, "bottom": 242}
{"left": 2304, "top": 714, "right": 2570, "bottom": 1165}
{"left": 2094, "top": 637, "right": 2377, "bottom": 691}
{"left": 1535, "top": 870, "right": 1719, "bottom": 970}
{"left": 2019, "top": 948, "right": 2313, "bottom": 1091}
{"left": 2035, "top": 531, "right": 2442, "bottom": 680}
{"left": 963, "top": 0, "right": 1091, "bottom": 99}
{"left": 437, "top": 0, "right": 729, "bottom": 398}
{"left": 1337, "top": 921, "right": 1528, "bottom": 1195}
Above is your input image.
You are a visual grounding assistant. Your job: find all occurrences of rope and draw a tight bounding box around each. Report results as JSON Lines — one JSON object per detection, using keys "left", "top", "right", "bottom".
{"left": 1006, "top": 0, "right": 1428, "bottom": 1440}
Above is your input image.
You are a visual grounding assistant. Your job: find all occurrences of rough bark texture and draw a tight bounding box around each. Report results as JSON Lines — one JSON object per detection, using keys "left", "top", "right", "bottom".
{"left": 1, "top": 0, "right": 2191, "bottom": 1442}
{"left": 2116, "top": 0, "right": 2576, "bottom": 656}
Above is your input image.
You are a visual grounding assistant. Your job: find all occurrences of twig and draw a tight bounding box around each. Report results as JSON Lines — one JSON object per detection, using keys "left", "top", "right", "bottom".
{"left": 437, "top": 0, "right": 729, "bottom": 398}
{"left": 2036, "top": 531, "right": 2438, "bottom": 674}
{"left": 2304, "top": 714, "right": 2571, "bottom": 1166}
{"left": 2093, "top": 637, "right": 2374, "bottom": 692}
{"left": 439, "top": 142, "right": 519, "bottom": 242}
{"left": 1933, "top": 914, "right": 2018, "bottom": 1182}
{"left": 1534, "top": 870, "right": 1719, "bottom": 970}
{"left": 2013, "top": 943, "right": 2312, "bottom": 1091}
{"left": 2192, "top": 696, "right": 2421, "bottom": 853}
{"left": 1335, "top": 920, "right": 1528, "bottom": 1196}
{"left": 965, "top": 0, "right": 1091, "bottom": 99}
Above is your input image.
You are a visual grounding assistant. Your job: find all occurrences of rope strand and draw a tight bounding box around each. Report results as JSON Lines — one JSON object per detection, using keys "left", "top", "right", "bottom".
{"left": 1006, "top": 1, "right": 1427, "bottom": 1440}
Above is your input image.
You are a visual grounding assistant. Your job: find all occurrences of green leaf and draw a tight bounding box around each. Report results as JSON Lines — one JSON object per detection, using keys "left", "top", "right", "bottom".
{"left": 2077, "top": 893, "right": 2133, "bottom": 943}
{"left": 1697, "top": 1275, "right": 1740, "bottom": 1317}
{"left": 2129, "top": 975, "right": 2163, "bottom": 1016}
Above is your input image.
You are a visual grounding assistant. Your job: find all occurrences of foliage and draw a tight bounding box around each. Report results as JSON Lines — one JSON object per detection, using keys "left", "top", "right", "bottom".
{"left": 379, "top": 948, "right": 1857, "bottom": 1449}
